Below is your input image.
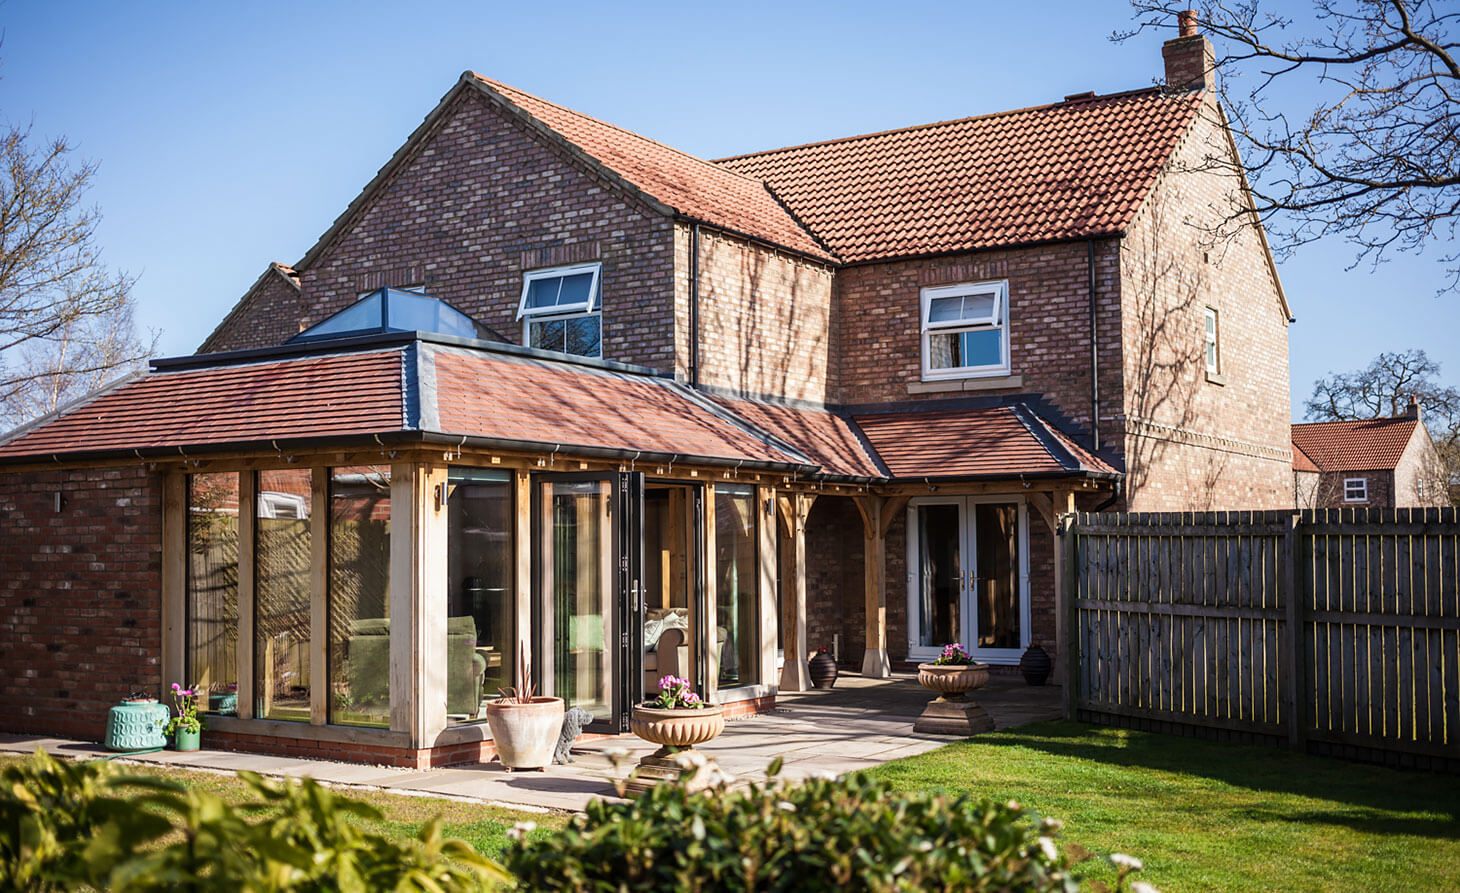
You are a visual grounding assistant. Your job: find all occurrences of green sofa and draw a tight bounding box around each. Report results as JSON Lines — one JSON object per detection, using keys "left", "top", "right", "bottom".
{"left": 345, "top": 616, "right": 487, "bottom": 718}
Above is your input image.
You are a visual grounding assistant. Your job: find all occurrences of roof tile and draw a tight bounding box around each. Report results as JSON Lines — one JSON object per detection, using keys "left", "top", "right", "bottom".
{"left": 1291, "top": 418, "right": 1419, "bottom": 472}
{"left": 716, "top": 90, "right": 1203, "bottom": 263}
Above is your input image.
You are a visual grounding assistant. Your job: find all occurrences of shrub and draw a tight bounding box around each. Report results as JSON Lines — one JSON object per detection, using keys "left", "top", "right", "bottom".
{"left": 506, "top": 758, "right": 1136, "bottom": 892}
{"left": 0, "top": 750, "right": 509, "bottom": 892}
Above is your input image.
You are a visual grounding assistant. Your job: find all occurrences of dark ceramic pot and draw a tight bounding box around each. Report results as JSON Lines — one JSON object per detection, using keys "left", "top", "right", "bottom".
{"left": 1020, "top": 644, "right": 1052, "bottom": 685}
{"left": 808, "top": 651, "right": 838, "bottom": 689}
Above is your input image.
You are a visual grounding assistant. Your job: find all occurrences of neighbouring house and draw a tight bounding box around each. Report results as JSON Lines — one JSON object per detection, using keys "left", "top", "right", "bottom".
{"left": 1292, "top": 399, "right": 1449, "bottom": 509}
{"left": 0, "top": 13, "right": 1293, "bottom": 767}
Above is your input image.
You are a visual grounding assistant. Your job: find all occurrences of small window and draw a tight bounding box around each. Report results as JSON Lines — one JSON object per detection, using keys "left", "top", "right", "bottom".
{"left": 1344, "top": 478, "right": 1367, "bottom": 503}
{"left": 1204, "top": 307, "right": 1220, "bottom": 374}
{"left": 518, "top": 263, "right": 602, "bottom": 359}
{"left": 920, "top": 281, "right": 1009, "bottom": 379}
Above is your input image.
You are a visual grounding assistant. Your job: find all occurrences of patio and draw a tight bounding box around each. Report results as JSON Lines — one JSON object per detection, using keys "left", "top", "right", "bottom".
{"left": 0, "top": 674, "right": 1060, "bottom": 812}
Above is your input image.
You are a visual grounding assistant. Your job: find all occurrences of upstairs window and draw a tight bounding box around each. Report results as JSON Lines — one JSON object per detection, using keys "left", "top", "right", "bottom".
{"left": 1204, "top": 307, "right": 1220, "bottom": 374}
{"left": 920, "top": 281, "right": 1009, "bottom": 379}
{"left": 1344, "top": 478, "right": 1368, "bottom": 503}
{"left": 518, "top": 263, "right": 602, "bottom": 359}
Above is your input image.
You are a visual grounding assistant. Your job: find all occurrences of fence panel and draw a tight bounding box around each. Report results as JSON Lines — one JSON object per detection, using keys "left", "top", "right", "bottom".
{"left": 1068, "top": 508, "right": 1460, "bottom": 767}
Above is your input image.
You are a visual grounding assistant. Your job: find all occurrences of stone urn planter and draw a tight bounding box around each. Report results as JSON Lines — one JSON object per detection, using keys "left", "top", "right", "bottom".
{"left": 914, "top": 657, "right": 994, "bottom": 736}
{"left": 1020, "top": 644, "right": 1053, "bottom": 686}
{"left": 625, "top": 702, "right": 725, "bottom": 796}
{"left": 808, "top": 650, "right": 839, "bottom": 689}
{"left": 485, "top": 696, "right": 565, "bottom": 771}
{"left": 916, "top": 662, "right": 991, "bottom": 700}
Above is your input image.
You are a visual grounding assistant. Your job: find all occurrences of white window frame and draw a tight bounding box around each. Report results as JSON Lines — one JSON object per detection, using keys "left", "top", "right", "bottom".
{"left": 517, "top": 263, "right": 601, "bottom": 320}
{"left": 1204, "top": 306, "right": 1220, "bottom": 374}
{"left": 1344, "top": 478, "right": 1368, "bottom": 503}
{"left": 920, "top": 280, "right": 1010, "bottom": 380}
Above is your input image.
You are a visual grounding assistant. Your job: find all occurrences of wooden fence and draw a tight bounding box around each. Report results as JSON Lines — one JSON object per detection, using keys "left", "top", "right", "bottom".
{"left": 1064, "top": 508, "right": 1460, "bottom": 770}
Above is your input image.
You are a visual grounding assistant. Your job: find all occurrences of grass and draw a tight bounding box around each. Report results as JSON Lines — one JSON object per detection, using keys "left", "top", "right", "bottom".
{"left": 865, "top": 721, "right": 1460, "bottom": 892}
{"left": 0, "top": 754, "right": 569, "bottom": 858}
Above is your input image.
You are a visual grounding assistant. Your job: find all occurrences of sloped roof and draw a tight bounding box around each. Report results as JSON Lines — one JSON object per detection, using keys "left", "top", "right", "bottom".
{"left": 712, "top": 396, "right": 886, "bottom": 478}
{"left": 716, "top": 90, "right": 1204, "bottom": 263}
{"left": 0, "top": 351, "right": 404, "bottom": 459}
{"left": 472, "top": 76, "right": 835, "bottom": 262}
{"left": 852, "top": 404, "right": 1118, "bottom": 479}
{"left": 1291, "top": 417, "right": 1420, "bottom": 473}
{"left": 1292, "top": 441, "right": 1321, "bottom": 473}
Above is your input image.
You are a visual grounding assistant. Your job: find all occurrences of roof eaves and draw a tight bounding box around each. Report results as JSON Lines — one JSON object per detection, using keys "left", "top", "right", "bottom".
{"left": 1008, "top": 403, "right": 1082, "bottom": 473}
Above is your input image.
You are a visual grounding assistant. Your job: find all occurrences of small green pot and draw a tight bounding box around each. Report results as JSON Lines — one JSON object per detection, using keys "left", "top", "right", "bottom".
{"left": 173, "top": 728, "right": 201, "bottom": 752}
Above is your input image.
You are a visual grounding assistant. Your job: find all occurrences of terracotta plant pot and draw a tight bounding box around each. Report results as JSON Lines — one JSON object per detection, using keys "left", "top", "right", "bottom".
{"left": 630, "top": 704, "right": 725, "bottom": 755}
{"left": 485, "top": 697, "right": 565, "bottom": 770}
{"left": 916, "top": 662, "right": 991, "bottom": 701}
{"left": 808, "top": 651, "right": 838, "bottom": 689}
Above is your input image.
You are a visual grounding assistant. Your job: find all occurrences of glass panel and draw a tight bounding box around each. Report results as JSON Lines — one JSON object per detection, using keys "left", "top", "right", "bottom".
{"left": 550, "top": 481, "right": 611, "bottom": 721}
{"left": 959, "top": 329, "right": 1002, "bottom": 367}
{"left": 446, "top": 469, "right": 514, "bottom": 723}
{"left": 523, "top": 276, "right": 562, "bottom": 310}
{"left": 917, "top": 504, "right": 962, "bottom": 647}
{"left": 388, "top": 290, "right": 480, "bottom": 339}
{"left": 556, "top": 272, "right": 595, "bottom": 308}
{"left": 297, "top": 292, "right": 382, "bottom": 339}
{"left": 256, "top": 469, "right": 313, "bottom": 722}
{"left": 187, "top": 473, "right": 239, "bottom": 715}
{"left": 529, "top": 318, "right": 565, "bottom": 351}
{"left": 961, "top": 292, "right": 996, "bottom": 322}
{"left": 715, "top": 485, "right": 758, "bottom": 687}
{"left": 974, "top": 503, "right": 1020, "bottom": 650}
{"left": 643, "top": 488, "right": 692, "bottom": 696}
{"left": 927, "top": 295, "right": 964, "bottom": 324}
{"left": 565, "top": 315, "right": 601, "bottom": 358}
{"left": 329, "top": 466, "right": 392, "bottom": 729}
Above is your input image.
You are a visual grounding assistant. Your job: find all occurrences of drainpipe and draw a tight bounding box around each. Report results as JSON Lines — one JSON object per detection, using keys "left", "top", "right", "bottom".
{"left": 1087, "top": 238, "right": 1100, "bottom": 451}
{"left": 689, "top": 224, "right": 701, "bottom": 389}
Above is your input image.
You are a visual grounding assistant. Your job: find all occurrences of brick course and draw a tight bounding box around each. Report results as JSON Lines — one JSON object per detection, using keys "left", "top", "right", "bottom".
{"left": 0, "top": 466, "right": 162, "bottom": 740}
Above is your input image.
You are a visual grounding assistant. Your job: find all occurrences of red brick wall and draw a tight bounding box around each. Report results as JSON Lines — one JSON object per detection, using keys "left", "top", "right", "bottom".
{"left": 207, "top": 90, "right": 679, "bottom": 372}
{"left": 834, "top": 241, "right": 1123, "bottom": 449}
{"left": 681, "top": 226, "right": 837, "bottom": 401}
{"left": 198, "top": 268, "right": 304, "bottom": 353}
{"left": 0, "top": 466, "right": 162, "bottom": 740}
{"left": 1118, "top": 100, "right": 1293, "bottom": 511}
{"left": 803, "top": 497, "right": 864, "bottom": 663}
{"left": 1311, "top": 470, "right": 1393, "bottom": 508}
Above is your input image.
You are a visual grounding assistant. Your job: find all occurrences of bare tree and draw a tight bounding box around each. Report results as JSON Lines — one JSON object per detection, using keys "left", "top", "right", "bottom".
{"left": 1120, "top": 1, "right": 1460, "bottom": 289}
{"left": 1305, "top": 349, "right": 1459, "bottom": 502}
{"left": 0, "top": 123, "right": 153, "bottom": 430}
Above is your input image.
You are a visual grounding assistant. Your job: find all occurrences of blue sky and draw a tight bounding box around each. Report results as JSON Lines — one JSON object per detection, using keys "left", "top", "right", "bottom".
{"left": 1, "top": 0, "right": 1455, "bottom": 417}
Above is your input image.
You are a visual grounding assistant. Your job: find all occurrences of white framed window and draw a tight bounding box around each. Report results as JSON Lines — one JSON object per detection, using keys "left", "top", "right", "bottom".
{"left": 1204, "top": 307, "right": 1220, "bottom": 374}
{"left": 518, "top": 263, "right": 602, "bottom": 358}
{"left": 1344, "top": 478, "right": 1368, "bottom": 503}
{"left": 920, "top": 280, "right": 1010, "bottom": 380}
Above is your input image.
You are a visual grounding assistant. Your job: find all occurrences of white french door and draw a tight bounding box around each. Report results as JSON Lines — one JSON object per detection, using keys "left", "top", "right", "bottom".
{"left": 906, "top": 496, "right": 1030, "bottom": 665}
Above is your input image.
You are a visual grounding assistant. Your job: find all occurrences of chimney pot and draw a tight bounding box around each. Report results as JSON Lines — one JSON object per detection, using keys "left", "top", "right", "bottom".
{"left": 1178, "top": 9, "right": 1199, "bottom": 37}
{"left": 1406, "top": 395, "right": 1422, "bottom": 420}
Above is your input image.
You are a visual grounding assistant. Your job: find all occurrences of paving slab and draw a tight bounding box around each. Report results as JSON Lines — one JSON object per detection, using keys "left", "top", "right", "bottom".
{"left": 0, "top": 674, "right": 1061, "bottom": 813}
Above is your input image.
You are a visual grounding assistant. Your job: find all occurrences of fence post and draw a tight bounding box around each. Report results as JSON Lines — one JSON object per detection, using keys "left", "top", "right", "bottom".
{"left": 1282, "top": 512, "right": 1306, "bottom": 750}
{"left": 1062, "top": 513, "right": 1079, "bottom": 720}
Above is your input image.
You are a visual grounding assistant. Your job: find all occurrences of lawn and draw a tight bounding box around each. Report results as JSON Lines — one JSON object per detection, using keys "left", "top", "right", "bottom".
{"left": 0, "top": 754, "right": 569, "bottom": 858}
{"left": 865, "top": 721, "right": 1460, "bottom": 892}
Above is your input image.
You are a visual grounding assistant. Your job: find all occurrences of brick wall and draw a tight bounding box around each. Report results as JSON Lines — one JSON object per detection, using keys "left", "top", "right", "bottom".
{"left": 1393, "top": 425, "right": 1450, "bottom": 507}
{"left": 803, "top": 497, "right": 864, "bottom": 663}
{"left": 198, "top": 267, "right": 304, "bottom": 353}
{"left": 1117, "top": 99, "right": 1293, "bottom": 511}
{"left": 0, "top": 466, "right": 162, "bottom": 740}
{"left": 677, "top": 226, "right": 836, "bottom": 401}
{"left": 834, "top": 240, "right": 1123, "bottom": 448}
{"left": 1312, "top": 470, "right": 1392, "bottom": 508}
{"left": 207, "top": 90, "right": 679, "bottom": 372}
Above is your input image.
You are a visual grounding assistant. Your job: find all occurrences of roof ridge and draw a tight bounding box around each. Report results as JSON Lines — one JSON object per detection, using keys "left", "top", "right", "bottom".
{"left": 713, "top": 86, "right": 1169, "bottom": 165}
{"left": 1293, "top": 416, "right": 1416, "bottom": 428}
{"left": 471, "top": 73, "right": 770, "bottom": 188}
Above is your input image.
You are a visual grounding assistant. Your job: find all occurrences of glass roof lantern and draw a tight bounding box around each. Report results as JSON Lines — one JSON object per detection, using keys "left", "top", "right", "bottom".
{"left": 288, "top": 288, "right": 499, "bottom": 343}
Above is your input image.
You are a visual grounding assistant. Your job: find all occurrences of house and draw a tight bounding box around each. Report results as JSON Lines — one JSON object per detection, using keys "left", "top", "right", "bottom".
{"left": 0, "top": 14, "right": 1293, "bottom": 767}
{"left": 1293, "top": 399, "right": 1448, "bottom": 508}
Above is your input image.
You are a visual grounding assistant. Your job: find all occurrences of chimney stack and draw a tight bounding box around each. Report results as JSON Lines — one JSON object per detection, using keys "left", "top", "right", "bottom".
{"left": 1405, "top": 395, "right": 1422, "bottom": 421}
{"left": 1163, "top": 9, "right": 1215, "bottom": 92}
